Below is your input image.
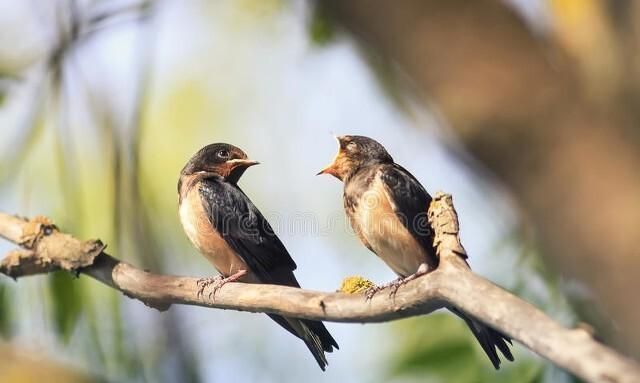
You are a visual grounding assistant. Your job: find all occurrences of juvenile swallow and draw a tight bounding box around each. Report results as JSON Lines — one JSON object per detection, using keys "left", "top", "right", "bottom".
{"left": 179, "top": 143, "right": 338, "bottom": 370}
{"left": 318, "top": 135, "right": 513, "bottom": 369}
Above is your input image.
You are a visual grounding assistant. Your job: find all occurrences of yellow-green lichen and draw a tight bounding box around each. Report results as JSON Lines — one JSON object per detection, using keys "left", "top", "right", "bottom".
{"left": 338, "top": 276, "right": 375, "bottom": 294}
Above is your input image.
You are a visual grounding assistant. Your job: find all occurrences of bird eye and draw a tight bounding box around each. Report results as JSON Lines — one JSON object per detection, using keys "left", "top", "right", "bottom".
{"left": 217, "top": 149, "right": 230, "bottom": 159}
{"left": 346, "top": 142, "right": 357, "bottom": 151}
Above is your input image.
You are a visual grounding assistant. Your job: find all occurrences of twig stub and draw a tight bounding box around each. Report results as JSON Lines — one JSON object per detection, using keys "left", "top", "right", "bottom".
{"left": 0, "top": 215, "right": 105, "bottom": 278}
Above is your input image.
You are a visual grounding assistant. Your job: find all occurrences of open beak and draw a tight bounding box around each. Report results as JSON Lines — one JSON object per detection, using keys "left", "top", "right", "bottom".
{"left": 316, "top": 163, "right": 337, "bottom": 176}
{"left": 317, "top": 135, "right": 342, "bottom": 177}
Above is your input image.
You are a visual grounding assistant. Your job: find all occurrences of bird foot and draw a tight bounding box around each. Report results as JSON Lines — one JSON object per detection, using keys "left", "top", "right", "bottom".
{"left": 364, "top": 263, "right": 430, "bottom": 300}
{"left": 197, "top": 269, "right": 247, "bottom": 300}
{"left": 364, "top": 276, "right": 403, "bottom": 300}
{"left": 387, "top": 277, "right": 410, "bottom": 297}
{"left": 364, "top": 284, "right": 387, "bottom": 300}
{"left": 388, "top": 264, "right": 429, "bottom": 297}
{"left": 196, "top": 276, "right": 223, "bottom": 298}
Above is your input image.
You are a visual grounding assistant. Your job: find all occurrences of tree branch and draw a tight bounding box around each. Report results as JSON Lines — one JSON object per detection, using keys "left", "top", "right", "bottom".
{"left": 1, "top": 194, "right": 639, "bottom": 382}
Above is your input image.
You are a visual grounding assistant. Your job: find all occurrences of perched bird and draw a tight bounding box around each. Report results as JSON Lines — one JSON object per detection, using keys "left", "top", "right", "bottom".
{"left": 318, "top": 135, "right": 513, "bottom": 369}
{"left": 178, "top": 143, "right": 338, "bottom": 370}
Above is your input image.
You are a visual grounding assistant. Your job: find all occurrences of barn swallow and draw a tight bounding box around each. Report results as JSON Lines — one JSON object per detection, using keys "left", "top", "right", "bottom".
{"left": 318, "top": 135, "right": 513, "bottom": 369}
{"left": 179, "top": 143, "right": 338, "bottom": 370}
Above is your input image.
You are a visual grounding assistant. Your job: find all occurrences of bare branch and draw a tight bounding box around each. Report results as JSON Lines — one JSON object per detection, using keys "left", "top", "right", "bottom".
{"left": 1, "top": 195, "right": 639, "bottom": 383}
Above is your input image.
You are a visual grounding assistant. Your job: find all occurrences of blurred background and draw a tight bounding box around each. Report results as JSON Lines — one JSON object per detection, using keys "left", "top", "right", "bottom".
{"left": 0, "top": 0, "right": 638, "bottom": 382}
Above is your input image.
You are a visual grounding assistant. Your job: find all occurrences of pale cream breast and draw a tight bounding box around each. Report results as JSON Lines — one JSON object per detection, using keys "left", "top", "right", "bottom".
{"left": 354, "top": 176, "right": 429, "bottom": 277}
{"left": 179, "top": 185, "right": 256, "bottom": 281}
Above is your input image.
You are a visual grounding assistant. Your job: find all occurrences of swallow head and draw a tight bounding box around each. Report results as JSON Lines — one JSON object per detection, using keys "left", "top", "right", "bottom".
{"left": 181, "top": 143, "right": 259, "bottom": 184}
{"left": 317, "top": 135, "right": 393, "bottom": 181}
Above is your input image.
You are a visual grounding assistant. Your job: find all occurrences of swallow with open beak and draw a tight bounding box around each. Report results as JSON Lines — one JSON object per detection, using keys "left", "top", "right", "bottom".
{"left": 318, "top": 135, "right": 513, "bottom": 369}
{"left": 178, "top": 143, "right": 338, "bottom": 370}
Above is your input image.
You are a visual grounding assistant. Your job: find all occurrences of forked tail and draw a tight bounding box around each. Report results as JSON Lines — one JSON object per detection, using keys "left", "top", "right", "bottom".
{"left": 267, "top": 314, "right": 339, "bottom": 371}
{"left": 451, "top": 308, "right": 514, "bottom": 369}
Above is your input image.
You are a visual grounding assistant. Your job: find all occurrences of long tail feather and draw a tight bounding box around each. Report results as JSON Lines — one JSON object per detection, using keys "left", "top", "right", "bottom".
{"left": 267, "top": 314, "right": 339, "bottom": 370}
{"left": 450, "top": 308, "right": 514, "bottom": 369}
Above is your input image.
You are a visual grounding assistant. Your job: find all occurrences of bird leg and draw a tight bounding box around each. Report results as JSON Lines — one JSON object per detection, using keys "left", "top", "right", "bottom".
{"left": 364, "top": 263, "right": 430, "bottom": 300}
{"left": 196, "top": 269, "right": 248, "bottom": 300}
{"left": 364, "top": 278, "right": 401, "bottom": 300}
{"left": 388, "top": 263, "right": 429, "bottom": 297}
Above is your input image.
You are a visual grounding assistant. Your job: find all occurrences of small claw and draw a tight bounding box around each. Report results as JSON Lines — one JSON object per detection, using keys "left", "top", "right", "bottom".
{"left": 388, "top": 264, "right": 430, "bottom": 298}
{"left": 207, "top": 277, "right": 228, "bottom": 300}
{"left": 208, "top": 286, "right": 217, "bottom": 300}
{"left": 364, "top": 285, "right": 383, "bottom": 301}
{"left": 364, "top": 277, "right": 403, "bottom": 300}
{"left": 197, "top": 275, "right": 223, "bottom": 298}
{"left": 364, "top": 264, "right": 431, "bottom": 300}
{"left": 198, "top": 270, "right": 248, "bottom": 301}
{"left": 388, "top": 279, "right": 406, "bottom": 297}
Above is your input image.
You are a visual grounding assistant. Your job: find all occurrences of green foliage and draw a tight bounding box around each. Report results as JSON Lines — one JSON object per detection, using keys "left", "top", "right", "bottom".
{"left": 49, "top": 271, "right": 83, "bottom": 342}
{"left": 308, "top": 1, "right": 335, "bottom": 46}
{"left": 0, "top": 74, "right": 10, "bottom": 107}
{"left": 0, "top": 282, "right": 11, "bottom": 337}
{"left": 494, "top": 227, "right": 576, "bottom": 328}
{"left": 388, "top": 313, "right": 545, "bottom": 383}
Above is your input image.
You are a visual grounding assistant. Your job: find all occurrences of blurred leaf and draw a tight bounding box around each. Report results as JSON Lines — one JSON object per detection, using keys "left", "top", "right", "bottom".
{"left": 358, "top": 46, "right": 412, "bottom": 113}
{"left": 308, "top": 1, "right": 335, "bottom": 46}
{"left": 49, "top": 271, "right": 83, "bottom": 342}
{"left": 0, "top": 73, "right": 16, "bottom": 106}
{"left": 109, "top": 291, "right": 141, "bottom": 379}
{"left": 0, "top": 283, "right": 11, "bottom": 337}
{"left": 495, "top": 226, "right": 573, "bottom": 313}
{"left": 388, "top": 313, "right": 547, "bottom": 383}
{"left": 389, "top": 313, "right": 480, "bottom": 381}
{"left": 85, "top": 302, "right": 107, "bottom": 364}
{"left": 0, "top": 342, "right": 100, "bottom": 383}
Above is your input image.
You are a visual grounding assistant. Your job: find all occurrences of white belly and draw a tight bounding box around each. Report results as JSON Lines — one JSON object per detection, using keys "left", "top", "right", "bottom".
{"left": 178, "top": 187, "right": 252, "bottom": 279}
{"left": 355, "top": 180, "right": 428, "bottom": 277}
{"left": 179, "top": 198, "right": 203, "bottom": 250}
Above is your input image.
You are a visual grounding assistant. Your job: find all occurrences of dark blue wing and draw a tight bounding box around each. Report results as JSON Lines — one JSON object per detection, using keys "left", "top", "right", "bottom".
{"left": 379, "top": 164, "right": 439, "bottom": 264}
{"left": 199, "top": 178, "right": 339, "bottom": 361}
{"left": 199, "top": 178, "right": 297, "bottom": 283}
